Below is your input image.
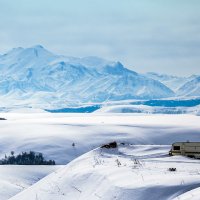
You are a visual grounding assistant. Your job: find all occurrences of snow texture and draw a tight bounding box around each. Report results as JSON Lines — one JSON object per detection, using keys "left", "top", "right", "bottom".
{"left": 0, "top": 165, "right": 61, "bottom": 200}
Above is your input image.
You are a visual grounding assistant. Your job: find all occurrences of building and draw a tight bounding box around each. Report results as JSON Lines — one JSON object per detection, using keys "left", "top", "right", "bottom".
{"left": 169, "top": 142, "right": 200, "bottom": 158}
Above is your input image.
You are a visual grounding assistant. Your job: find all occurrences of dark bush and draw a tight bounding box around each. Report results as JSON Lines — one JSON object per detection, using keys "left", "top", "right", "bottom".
{"left": 168, "top": 168, "right": 176, "bottom": 171}
{"left": 0, "top": 117, "right": 6, "bottom": 120}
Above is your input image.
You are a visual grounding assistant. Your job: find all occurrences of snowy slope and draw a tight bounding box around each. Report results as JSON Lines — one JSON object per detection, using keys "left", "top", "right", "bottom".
{"left": 0, "top": 113, "right": 199, "bottom": 200}
{"left": 177, "top": 76, "right": 200, "bottom": 97}
{"left": 173, "top": 187, "right": 200, "bottom": 200}
{"left": 9, "top": 145, "right": 200, "bottom": 200}
{"left": 144, "top": 72, "right": 189, "bottom": 92}
{"left": 0, "top": 165, "right": 61, "bottom": 200}
{"left": 0, "top": 46, "right": 174, "bottom": 108}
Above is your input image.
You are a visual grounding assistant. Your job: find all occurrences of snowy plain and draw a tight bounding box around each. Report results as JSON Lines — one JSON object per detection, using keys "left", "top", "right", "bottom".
{"left": 1, "top": 113, "right": 200, "bottom": 164}
{"left": 0, "top": 113, "right": 200, "bottom": 199}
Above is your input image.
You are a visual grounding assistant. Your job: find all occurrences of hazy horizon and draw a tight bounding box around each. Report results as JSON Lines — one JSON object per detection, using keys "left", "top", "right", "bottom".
{"left": 0, "top": 0, "right": 200, "bottom": 76}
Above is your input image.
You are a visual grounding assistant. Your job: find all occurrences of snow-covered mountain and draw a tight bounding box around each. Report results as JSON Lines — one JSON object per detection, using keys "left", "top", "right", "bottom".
{"left": 0, "top": 45, "right": 174, "bottom": 108}
{"left": 144, "top": 72, "right": 190, "bottom": 92}
{"left": 177, "top": 76, "right": 200, "bottom": 97}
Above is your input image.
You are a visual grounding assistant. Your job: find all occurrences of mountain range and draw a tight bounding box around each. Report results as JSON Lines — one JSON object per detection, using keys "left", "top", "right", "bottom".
{"left": 0, "top": 45, "right": 199, "bottom": 109}
{"left": 144, "top": 72, "right": 200, "bottom": 100}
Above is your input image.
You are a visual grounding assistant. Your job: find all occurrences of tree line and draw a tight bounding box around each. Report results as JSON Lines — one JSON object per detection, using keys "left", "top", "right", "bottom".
{"left": 0, "top": 151, "right": 55, "bottom": 165}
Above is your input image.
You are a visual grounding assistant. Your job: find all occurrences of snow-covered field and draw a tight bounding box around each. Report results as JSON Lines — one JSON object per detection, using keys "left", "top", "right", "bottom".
{"left": 9, "top": 145, "right": 200, "bottom": 200}
{"left": 0, "top": 113, "right": 200, "bottom": 199}
{"left": 1, "top": 113, "right": 200, "bottom": 164}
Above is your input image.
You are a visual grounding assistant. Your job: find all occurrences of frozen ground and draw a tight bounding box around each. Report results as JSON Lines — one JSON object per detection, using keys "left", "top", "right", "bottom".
{"left": 0, "top": 113, "right": 200, "bottom": 199}
{"left": 9, "top": 145, "right": 200, "bottom": 200}
{"left": 0, "top": 165, "right": 62, "bottom": 200}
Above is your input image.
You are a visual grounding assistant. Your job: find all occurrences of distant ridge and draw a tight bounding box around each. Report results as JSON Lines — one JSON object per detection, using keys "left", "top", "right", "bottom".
{"left": 0, "top": 45, "right": 182, "bottom": 109}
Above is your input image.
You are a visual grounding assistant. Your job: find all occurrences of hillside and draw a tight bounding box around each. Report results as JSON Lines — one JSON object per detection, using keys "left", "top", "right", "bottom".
{"left": 0, "top": 165, "right": 60, "bottom": 200}
{"left": 0, "top": 113, "right": 200, "bottom": 200}
{"left": 9, "top": 144, "right": 200, "bottom": 200}
{"left": 145, "top": 72, "right": 189, "bottom": 92}
{"left": 177, "top": 76, "right": 200, "bottom": 97}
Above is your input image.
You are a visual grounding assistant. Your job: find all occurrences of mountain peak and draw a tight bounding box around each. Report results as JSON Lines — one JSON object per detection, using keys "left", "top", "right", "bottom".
{"left": 5, "top": 47, "right": 24, "bottom": 55}
{"left": 21, "top": 45, "right": 55, "bottom": 58}
{"left": 3, "top": 45, "right": 52, "bottom": 59}
{"left": 30, "top": 45, "right": 45, "bottom": 50}
{"left": 5, "top": 45, "right": 46, "bottom": 55}
{"left": 28, "top": 45, "right": 49, "bottom": 53}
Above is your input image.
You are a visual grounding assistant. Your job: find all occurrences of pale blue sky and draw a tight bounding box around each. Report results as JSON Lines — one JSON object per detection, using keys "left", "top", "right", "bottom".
{"left": 0, "top": 0, "right": 200, "bottom": 76}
